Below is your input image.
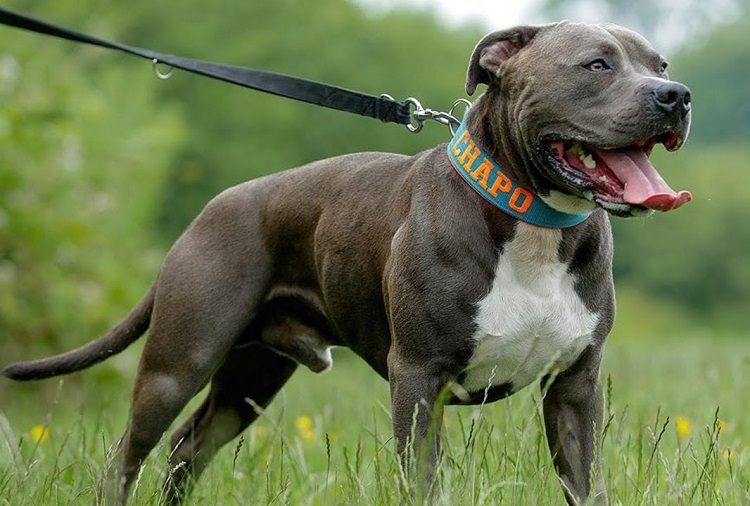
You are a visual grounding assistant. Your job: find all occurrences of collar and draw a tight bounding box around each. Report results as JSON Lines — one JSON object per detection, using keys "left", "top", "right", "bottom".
{"left": 447, "top": 121, "right": 591, "bottom": 228}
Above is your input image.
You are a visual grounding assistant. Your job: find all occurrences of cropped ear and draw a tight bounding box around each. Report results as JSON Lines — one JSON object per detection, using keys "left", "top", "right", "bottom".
{"left": 466, "top": 25, "right": 548, "bottom": 96}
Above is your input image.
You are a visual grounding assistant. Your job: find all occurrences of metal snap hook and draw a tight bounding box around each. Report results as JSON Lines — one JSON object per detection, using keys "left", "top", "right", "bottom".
{"left": 152, "top": 58, "right": 174, "bottom": 80}
{"left": 380, "top": 94, "right": 470, "bottom": 135}
{"left": 404, "top": 97, "right": 425, "bottom": 133}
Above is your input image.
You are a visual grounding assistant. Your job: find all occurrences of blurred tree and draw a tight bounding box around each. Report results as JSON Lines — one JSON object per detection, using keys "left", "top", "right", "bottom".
{"left": 539, "top": 0, "right": 747, "bottom": 51}
{"left": 671, "top": 14, "right": 750, "bottom": 145}
{"left": 0, "top": 2, "right": 185, "bottom": 364}
{"left": 611, "top": 145, "right": 750, "bottom": 328}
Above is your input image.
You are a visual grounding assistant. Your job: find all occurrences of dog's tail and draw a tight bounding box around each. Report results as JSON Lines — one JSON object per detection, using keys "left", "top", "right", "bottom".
{"left": 1, "top": 286, "right": 155, "bottom": 381}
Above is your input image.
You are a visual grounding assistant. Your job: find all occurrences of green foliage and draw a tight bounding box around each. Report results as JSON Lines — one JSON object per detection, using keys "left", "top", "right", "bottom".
{"left": 612, "top": 143, "right": 750, "bottom": 328}
{"left": 0, "top": 5, "right": 185, "bottom": 363}
{"left": 671, "top": 15, "right": 750, "bottom": 146}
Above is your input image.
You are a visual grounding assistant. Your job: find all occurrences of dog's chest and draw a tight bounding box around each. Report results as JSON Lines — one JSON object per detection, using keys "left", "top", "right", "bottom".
{"left": 460, "top": 224, "right": 598, "bottom": 394}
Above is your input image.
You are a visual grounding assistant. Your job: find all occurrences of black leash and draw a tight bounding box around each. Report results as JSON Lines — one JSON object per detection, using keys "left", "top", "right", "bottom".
{"left": 0, "top": 6, "right": 414, "bottom": 126}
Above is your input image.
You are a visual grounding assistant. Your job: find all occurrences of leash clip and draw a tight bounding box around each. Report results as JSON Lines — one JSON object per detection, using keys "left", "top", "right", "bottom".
{"left": 386, "top": 96, "right": 471, "bottom": 135}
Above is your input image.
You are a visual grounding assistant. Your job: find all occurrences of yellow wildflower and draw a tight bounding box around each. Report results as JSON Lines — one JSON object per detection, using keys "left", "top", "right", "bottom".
{"left": 675, "top": 416, "right": 692, "bottom": 438}
{"left": 30, "top": 424, "right": 49, "bottom": 443}
{"left": 716, "top": 419, "right": 727, "bottom": 433}
{"left": 722, "top": 448, "right": 734, "bottom": 462}
{"left": 300, "top": 429, "right": 316, "bottom": 442}
{"left": 295, "top": 416, "right": 313, "bottom": 431}
{"left": 295, "top": 416, "right": 316, "bottom": 442}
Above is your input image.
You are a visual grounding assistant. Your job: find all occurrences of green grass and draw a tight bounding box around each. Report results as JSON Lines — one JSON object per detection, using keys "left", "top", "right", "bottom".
{"left": 1, "top": 334, "right": 748, "bottom": 505}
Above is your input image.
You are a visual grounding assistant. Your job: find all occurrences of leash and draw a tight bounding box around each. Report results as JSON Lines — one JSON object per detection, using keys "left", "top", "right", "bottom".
{"left": 0, "top": 6, "right": 467, "bottom": 132}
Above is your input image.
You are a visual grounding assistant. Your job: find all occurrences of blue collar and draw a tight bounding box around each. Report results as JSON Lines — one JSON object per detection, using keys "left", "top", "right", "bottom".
{"left": 447, "top": 121, "right": 591, "bottom": 228}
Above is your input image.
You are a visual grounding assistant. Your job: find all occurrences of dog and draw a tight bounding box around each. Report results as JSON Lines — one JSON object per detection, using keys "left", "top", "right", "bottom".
{"left": 2, "top": 21, "right": 691, "bottom": 505}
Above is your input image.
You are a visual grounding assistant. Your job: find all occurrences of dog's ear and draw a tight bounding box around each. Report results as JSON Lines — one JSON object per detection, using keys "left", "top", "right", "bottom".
{"left": 466, "top": 25, "right": 547, "bottom": 96}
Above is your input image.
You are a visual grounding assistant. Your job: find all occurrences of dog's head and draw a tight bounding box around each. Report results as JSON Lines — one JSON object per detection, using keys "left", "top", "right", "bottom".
{"left": 466, "top": 22, "right": 692, "bottom": 218}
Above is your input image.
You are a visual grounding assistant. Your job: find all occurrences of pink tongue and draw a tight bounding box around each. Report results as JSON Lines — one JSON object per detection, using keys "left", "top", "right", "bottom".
{"left": 592, "top": 147, "right": 692, "bottom": 211}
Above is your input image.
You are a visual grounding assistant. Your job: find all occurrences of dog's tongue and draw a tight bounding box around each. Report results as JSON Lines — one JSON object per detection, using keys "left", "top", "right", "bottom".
{"left": 592, "top": 147, "right": 692, "bottom": 211}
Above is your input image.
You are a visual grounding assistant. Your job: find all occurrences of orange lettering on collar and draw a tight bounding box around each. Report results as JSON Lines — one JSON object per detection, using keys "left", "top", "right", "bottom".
{"left": 452, "top": 131, "right": 471, "bottom": 156}
{"left": 470, "top": 159, "right": 493, "bottom": 189}
{"left": 458, "top": 142, "right": 481, "bottom": 172}
{"left": 487, "top": 170, "right": 512, "bottom": 197}
{"left": 509, "top": 187, "right": 533, "bottom": 213}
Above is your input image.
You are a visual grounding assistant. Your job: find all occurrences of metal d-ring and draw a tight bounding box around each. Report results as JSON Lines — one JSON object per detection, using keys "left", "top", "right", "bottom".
{"left": 448, "top": 98, "right": 472, "bottom": 135}
{"left": 152, "top": 58, "right": 174, "bottom": 80}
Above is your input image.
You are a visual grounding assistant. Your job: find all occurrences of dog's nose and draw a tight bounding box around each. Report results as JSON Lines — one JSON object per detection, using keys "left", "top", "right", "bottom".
{"left": 653, "top": 82, "right": 691, "bottom": 116}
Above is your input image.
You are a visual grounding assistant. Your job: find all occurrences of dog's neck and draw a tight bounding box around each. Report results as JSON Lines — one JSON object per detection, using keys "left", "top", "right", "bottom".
{"left": 466, "top": 91, "right": 539, "bottom": 193}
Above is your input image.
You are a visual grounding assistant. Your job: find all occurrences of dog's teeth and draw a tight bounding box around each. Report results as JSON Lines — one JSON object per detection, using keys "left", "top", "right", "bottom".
{"left": 568, "top": 143, "right": 596, "bottom": 169}
{"left": 569, "top": 144, "right": 584, "bottom": 157}
{"left": 581, "top": 153, "right": 596, "bottom": 169}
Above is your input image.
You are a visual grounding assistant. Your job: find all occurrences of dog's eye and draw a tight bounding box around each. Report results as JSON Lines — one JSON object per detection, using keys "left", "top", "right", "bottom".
{"left": 659, "top": 61, "right": 669, "bottom": 74}
{"left": 583, "top": 59, "right": 611, "bottom": 72}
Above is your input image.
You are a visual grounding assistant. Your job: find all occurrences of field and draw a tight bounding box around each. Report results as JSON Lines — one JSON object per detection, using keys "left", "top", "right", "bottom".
{"left": 1, "top": 332, "right": 748, "bottom": 505}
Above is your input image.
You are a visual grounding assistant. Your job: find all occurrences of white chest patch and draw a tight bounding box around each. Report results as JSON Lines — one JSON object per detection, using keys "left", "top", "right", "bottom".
{"left": 460, "top": 223, "right": 598, "bottom": 394}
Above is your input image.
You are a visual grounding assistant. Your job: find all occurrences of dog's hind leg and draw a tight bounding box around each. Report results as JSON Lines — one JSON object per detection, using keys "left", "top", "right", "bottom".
{"left": 161, "top": 345, "right": 297, "bottom": 504}
{"left": 99, "top": 245, "right": 271, "bottom": 504}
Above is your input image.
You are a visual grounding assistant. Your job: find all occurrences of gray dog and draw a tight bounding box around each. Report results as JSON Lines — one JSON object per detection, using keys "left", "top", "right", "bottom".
{"left": 2, "top": 21, "right": 691, "bottom": 505}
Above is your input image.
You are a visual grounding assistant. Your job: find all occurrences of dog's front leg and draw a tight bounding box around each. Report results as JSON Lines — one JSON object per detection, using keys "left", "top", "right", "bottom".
{"left": 542, "top": 348, "right": 608, "bottom": 506}
{"left": 387, "top": 351, "right": 447, "bottom": 492}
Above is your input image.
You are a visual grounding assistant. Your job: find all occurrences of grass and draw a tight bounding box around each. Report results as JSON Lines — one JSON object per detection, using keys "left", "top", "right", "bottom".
{"left": 1, "top": 333, "right": 748, "bottom": 505}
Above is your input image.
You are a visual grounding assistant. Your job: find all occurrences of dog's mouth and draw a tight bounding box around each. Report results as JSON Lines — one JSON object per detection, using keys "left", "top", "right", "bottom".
{"left": 545, "top": 132, "right": 692, "bottom": 213}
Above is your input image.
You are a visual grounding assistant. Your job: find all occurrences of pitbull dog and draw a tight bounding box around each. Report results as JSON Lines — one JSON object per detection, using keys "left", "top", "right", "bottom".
{"left": 2, "top": 21, "right": 691, "bottom": 505}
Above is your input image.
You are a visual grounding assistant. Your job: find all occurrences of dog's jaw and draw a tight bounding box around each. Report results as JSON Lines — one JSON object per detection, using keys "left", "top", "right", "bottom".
{"left": 529, "top": 136, "right": 692, "bottom": 217}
